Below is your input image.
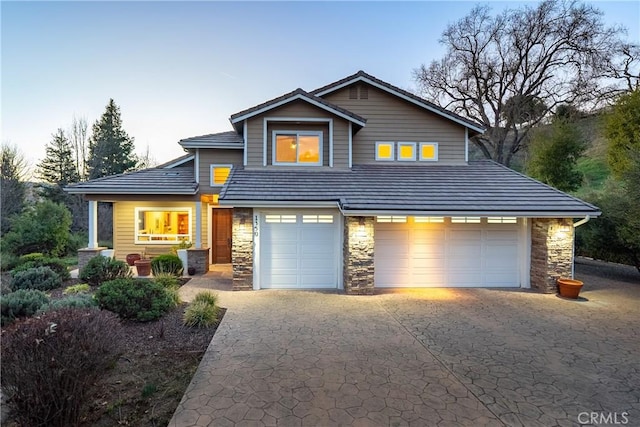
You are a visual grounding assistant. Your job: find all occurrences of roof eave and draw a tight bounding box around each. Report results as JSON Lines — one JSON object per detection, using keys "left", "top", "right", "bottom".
{"left": 64, "top": 188, "right": 198, "bottom": 195}
{"left": 178, "top": 142, "right": 244, "bottom": 149}
{"left": 340, "top": 209, "right": 601, "bottom": 218}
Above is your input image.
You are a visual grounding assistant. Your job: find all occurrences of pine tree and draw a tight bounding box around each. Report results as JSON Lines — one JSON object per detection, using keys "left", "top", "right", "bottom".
{"left": 87, "top": 99, "right": 137, "bottom": 179}
{"left": 36, "top": 129, "right": 80, "bottom": 203}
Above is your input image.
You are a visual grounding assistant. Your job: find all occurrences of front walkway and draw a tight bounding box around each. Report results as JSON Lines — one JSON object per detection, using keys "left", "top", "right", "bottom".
{"left": 171, "top": 260, "right": 640, "bottom": 426}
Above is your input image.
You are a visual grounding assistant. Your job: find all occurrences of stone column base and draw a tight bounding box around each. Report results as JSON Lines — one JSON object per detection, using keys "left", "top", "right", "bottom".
{"left": 343, "top": 217, "right": 375, "bottom": 295}
{"left": 187, "top": 248, "right": 210, "bottom": 274}
{"left": 78, "top": 247, "right": 108, "bottom": 271}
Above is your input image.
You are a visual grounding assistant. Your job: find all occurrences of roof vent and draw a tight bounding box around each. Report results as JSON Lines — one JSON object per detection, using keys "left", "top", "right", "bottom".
{"left": 349, "top": 86, "right": 358, "bottom": 99}
{"left": 163, "top": 172, "right": 181, "bottom": 176}
{"left": 359, "top": 85, "right": 368, "bottom": 99}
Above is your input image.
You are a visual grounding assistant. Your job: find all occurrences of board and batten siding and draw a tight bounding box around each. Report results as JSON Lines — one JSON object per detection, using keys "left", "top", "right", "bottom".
{"left": 323, "top": 84, "right": 467, "bottom": 165}
{"left": 245, "top": 100, "right": 351, "bottom": 168}
{"left": 198, "top": 149, "right": 243, "bottom": 194}
{"left": 113, "top": 200, "right": 207, "bottom": 261}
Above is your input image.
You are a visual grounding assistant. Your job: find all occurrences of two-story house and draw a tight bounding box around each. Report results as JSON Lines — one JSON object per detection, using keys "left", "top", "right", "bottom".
{"left": 66, "top": 71, "right": 600, "bottom": 294}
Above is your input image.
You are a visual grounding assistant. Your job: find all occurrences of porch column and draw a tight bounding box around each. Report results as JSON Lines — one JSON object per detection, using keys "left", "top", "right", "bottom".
{"left": 88, "top": 200, "right": 98, "bottom": 249}
{"left": 195, "top": 201, "right": 202, "bottom": 248}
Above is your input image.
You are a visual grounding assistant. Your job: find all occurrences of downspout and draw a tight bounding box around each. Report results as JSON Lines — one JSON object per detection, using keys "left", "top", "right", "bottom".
{"left": 571, "top": 215, "right": 591, "bottom": 278}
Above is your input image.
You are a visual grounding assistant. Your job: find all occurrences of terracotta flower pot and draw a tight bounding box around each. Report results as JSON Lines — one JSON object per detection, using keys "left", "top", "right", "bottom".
{"left": 557, "top": 278, "right": 584, "bottom": 299}
{"left": 126, "top": 253, "right": 141, "bottom": 266}
{"left": 134, "top": 259, "right": 152, "bottom": 277}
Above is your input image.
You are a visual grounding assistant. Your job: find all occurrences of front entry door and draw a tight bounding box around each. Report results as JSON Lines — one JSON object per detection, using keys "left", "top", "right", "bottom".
{"left": 212, "top": 209, "right": 232, "bottom": 263}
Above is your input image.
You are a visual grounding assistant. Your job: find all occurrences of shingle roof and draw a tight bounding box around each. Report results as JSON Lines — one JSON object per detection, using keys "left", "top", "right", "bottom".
{"left": 311, "top": 70, "right": 485, "bottom": 133}
{"left": 179, "top": 131, "right": 244, "bottom": 149}
{"left": 229, "top": 88, "right": 367, "bottom": 129}
{"left": 156, "top": 154, "right": 194, "bottom": 169}
{"left": 64, "top": 167, "right": 197, "bottom": 195}
{"left": 220, "top": 162, "right": 600, "bottom": 217}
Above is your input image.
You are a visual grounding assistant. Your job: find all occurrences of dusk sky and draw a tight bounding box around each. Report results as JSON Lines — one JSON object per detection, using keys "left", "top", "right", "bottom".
{"left": 2, "top": 1, "right": 639, "bottom": 173}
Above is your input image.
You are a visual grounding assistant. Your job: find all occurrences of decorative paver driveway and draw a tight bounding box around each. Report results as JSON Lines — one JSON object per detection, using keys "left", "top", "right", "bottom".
{"left": 171, "top": 261, "right": 639, "bottom": 426}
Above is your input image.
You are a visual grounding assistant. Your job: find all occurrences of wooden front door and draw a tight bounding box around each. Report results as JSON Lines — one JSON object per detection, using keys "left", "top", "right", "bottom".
{"left": 212, "top": 209, "right": 232, "bottom": 263}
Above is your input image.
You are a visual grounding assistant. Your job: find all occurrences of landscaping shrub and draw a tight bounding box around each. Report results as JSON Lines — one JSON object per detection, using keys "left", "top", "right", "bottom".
{"left": 152, "top": 272, "right": 180, "bottom": 289}
{"left": 12, "top": 254, "right": 70, "bottom": 281}
{"left": 63, "top": 283, "right": 90, "bottom": 295}
{"left": 1, "top": 289, "right": 50, "bottom": 326}
{"left": 79, "top": 255, "right": 131, "bottom": 286}
{"left": 183, "top": 300, "right": 219, "bottom": 328}
{"left": 165, "top": 285, "right": 182, "bottom": 307}
{"left": 0, "top": 251, "right": 20, "bottom": 272}
{"left": 151, "top": 254, "right": 183, "bottom": 276}
{"left": 193, "top": 291, "right": 219, "bottom": 307}
{"left": 2, "top": 200, "right": 72, "bottom": 257}
{"left": 183, "top": 291, "right": 220, "bottom": 328}
{"left": 1, "top": 308, "right": 122, "bottom": 427}
{"left": 41, "top": 294, "right": 98, "bottom": 312}
{"left": 95, "top": 278, "right": 174, "bottom": 321}
{"left": 11, "top": 266, "right": 62, "bottom": 291}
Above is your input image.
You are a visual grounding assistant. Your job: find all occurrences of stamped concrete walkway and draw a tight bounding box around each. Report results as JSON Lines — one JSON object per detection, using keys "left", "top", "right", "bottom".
{"left": 171, "top": 260, "right": 640, "bottom": 426}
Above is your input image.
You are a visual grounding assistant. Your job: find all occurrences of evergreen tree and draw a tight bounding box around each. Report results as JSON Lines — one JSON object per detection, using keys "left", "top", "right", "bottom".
{"left": 1, "top": 144, "right": 27, "bottom": 236}
{"left": 526, "top": 110, "right": 586, "bottom": 192}
{"left": 36, "top": 129, "right": 80, "bottom": 203}
{"left": 605, "top": 89, "right": 640, "bottom": 178}
{"left": 87, "top": 99, "right": 137, "bottom": 179}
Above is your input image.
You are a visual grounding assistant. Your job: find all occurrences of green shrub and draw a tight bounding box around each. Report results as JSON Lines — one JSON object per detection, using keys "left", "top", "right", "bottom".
{"left": 1, "top": 279, "right": 13, "bottom": 295}
{"left": 63, "top": 283, "right": 91, "bottom": 295}
{"left": 95, "top": 278, "right": 174, "bottom": 322}
{"left": 2, "top": 200, "right": 72, "bottom": 257}
{"left": 151, "top": 254, "right": 183, "bottom": 276}
{"left": 153, "top": 272, "right": 180, "bottom": 288}
{"left": 1, "top": 308, "right": 122, "bottom": 427}
{"left": 183, "top": 300, "right": 219, "bottom": 328}
{"left": 193, "top": 291, "right": 218, "bottom": 307}
{"left": 11, "top": 266, "right": 62, "bottom": 291}
{"left": 79, "top": 256, "right": 131, "bottom": 286}
{"left": 41, "top": 294, "right": 98, "bottom": 312}
{"left": 1, "top": 289, "right": 50, "bottom": 326}
{"left": 64, "top": 232, "right": 87, "bottom": 256}
{"left": 165, "top": 285, "right": 182, "bottom": 307}
{"left": 13, "top": 254, "right": 70, "bottom": 280}
{"left": 0, "top": 252, "right": 20, "bottom": 272}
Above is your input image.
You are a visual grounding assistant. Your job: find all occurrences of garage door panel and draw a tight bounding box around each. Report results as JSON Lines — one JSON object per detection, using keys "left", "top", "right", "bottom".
{"left": 375, "top": 220, "right": 521, "bottom": 288}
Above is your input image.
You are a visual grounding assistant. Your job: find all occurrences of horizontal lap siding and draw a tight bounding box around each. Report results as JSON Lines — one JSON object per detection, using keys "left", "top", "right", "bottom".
{"left": 198, "top": 149, "right": 243, "bottom": 193}
{"left": 245, "top": 100, "right": 351, "bottom": 168}
{"left": 113, "top": 201, "right": 208, "bottom": 261}
{"left": 323, "top": 84, "right": 466, "bottom": 165}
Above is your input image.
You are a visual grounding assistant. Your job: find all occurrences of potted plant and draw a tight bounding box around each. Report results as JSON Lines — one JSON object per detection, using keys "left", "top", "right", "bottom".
{"left": 134, "top": 251, "right": 151, "bottom": 277}
{"left": 557, "top": 278, "right": 584, "bottom": 299}
{"left": 126, "top": 253, "right": 141, "bottom": 266}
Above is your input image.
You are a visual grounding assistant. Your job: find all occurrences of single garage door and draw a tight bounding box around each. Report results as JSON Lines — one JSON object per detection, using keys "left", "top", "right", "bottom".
{"left": 260, "top": 211, "right": 340, "bottom": 289}
{"left": 375, "top": 216, "right": 521, "bottom": 287}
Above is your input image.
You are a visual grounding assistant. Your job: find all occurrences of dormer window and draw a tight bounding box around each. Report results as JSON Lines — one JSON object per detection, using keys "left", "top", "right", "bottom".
{"left": 273, "top": 131, "right": 322, "bottom": 166}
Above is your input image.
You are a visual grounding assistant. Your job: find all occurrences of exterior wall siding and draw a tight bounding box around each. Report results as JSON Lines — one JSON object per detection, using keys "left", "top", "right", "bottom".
{"left": 323, "top": 83, "right": 467, "bottom": 165}
{"left": 113, "top": 200, "right": 208, "bottom": 261}
{"left": 530, "top": 218, "right": 574, "bottom": 293}
{"left": 245, "top": 100, "right": 350, "bottom": 168}
{"left": 197, "top": 149, "right": 243, "bottom": 194}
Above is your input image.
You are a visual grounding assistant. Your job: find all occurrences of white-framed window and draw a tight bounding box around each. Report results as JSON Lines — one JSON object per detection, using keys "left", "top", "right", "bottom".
{"left": 376, "top": 215, "right": 407, "bottom": 223}
{"left": 135, "top": 207, "right": 191, "bottom": 244}
{"left": 413, "top": 216, "right": 445, "bottom": 223}
{"left": 487, "top": 217, "right": 518, "bottom": 224}
{"left": 375, "top": 142, "right": 395, "bottom": 161}
{"left": 419, "top": 142, "right": 438, "bottom": 161}
{"left": 273, "top": 131, "right": 322, "bottom": 166}
{"left": 265, "top": 214, "right": 297, "bottom": 223}
{"left": 302, "top": 214, "right": 334, "bottom": 223}
{"left": 397, "top": 142, "right": 417, "bottom": 161}
{"left": 451, "top": 217, "right": 481, "bottom": 224}
{"left": 210, "top": 164, "right": 233, "bottom": 187}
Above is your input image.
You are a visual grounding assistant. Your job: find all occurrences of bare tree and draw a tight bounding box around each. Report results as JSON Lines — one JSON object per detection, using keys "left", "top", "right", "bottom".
{"left": 136, "top": 144, "right": 158, "bottom": 170}
{"left": 1, "top": 144, "right": 28, "bottom": 235}
{"left": 69, "top": 116, "right": 88, "bottom": 180}
{"left": 414, "top": 0, "right": 637, "bottom": 166}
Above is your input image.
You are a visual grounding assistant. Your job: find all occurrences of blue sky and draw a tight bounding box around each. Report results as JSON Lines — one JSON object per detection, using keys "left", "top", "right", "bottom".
{"left": 2, "top": 1, "right": 639, "bottom": 171}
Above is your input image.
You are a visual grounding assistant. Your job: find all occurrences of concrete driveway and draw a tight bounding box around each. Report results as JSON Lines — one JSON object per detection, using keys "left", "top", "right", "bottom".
{"left": 171, "top": 260, "right": 640, "bottom": 426}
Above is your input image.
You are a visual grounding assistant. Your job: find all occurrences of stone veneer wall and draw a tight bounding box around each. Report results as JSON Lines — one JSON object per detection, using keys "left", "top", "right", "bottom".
{"left": 232, "top": 208, "right": 254, "bottom": 291}
{"left": 530, "top": 218, "right": 574, "bottom": 293}
{"left": 187, "top": 248, "right": 210, "bottom": 275}
{"left": 343, "top": 216, "right": 375, "bottom": 295}
{"left": 77, "top": 247, "right": 107, "bottom": 271}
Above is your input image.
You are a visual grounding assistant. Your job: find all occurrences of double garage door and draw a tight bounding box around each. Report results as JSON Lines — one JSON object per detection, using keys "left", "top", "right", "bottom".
{"left": 259, "top": 211, "right": 340, "bottom": 289}
{"left": 375, "top": 218, "right": 522, "bottom": 288}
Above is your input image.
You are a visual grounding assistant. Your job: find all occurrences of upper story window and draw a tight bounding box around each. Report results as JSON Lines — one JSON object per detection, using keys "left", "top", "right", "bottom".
{"left": 375, "top": 142, "right": 395, "bottom": 161}
{"left": 419, "top": 142, "right": 438, "bottom": 161}
{"left": 210, "top": 165, "right": 232, "bottom": 186}
{"left": 273, "top": 131, "right": 322, "bottom": 166}
{"left": 397, "top": 142, "right": 416, "bottom": 161}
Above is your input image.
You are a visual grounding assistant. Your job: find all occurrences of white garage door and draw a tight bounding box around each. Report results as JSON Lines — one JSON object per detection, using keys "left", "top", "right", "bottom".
{"left": 260, "top": 211, "right": 340, "bottom": 289}
{"left": 375, "top": 217, "right": 521, "bottom": 287}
